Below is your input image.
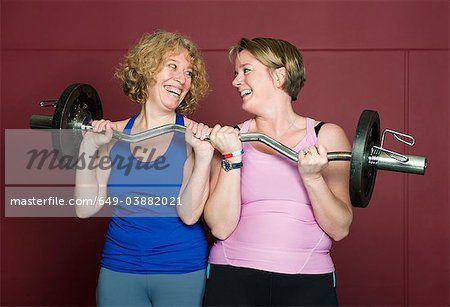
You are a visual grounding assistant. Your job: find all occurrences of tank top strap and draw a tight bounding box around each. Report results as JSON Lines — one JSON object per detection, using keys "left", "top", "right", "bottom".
{"left": 175, "top": 114, "right": 184, "bottom": 125}
{"left": 306, "top": 117, "right": 318, "bottom": 144}
{"left": 240, "top": 119, "right": 252, "bottom": 133}
{"left": 123, "top": 114, "right": 138, "bottom": 133}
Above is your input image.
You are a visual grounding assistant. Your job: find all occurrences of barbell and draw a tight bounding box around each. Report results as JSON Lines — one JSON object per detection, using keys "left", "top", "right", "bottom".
{"left": 30, "top": 83, "right": 427, "bottom": 208}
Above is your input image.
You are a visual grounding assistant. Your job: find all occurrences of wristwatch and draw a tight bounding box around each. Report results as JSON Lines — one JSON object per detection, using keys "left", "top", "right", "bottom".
{"left": 221, "top": 159, "right": 243, "bottom": 172}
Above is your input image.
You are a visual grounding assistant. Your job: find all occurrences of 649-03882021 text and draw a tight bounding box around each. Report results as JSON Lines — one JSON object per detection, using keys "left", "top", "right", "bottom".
{"left": 9, "top": 196, "right": 183, "bottom": 207}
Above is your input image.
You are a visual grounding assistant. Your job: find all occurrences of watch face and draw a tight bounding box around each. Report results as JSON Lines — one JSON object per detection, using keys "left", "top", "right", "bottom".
{"left": 222, "top": 160, "right": 231, "bottom": 171}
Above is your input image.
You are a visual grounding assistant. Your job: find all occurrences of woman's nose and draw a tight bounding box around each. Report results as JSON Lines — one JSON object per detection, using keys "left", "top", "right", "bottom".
{"left": 175, "top": 72, "right": 186, "bottom": 84}
{"left": 232, "top": 74, "right": 242, "bottom": 87}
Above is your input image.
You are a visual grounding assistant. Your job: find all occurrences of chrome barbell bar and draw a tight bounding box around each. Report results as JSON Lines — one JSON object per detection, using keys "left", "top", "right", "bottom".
{"left": 78, "top": 123, "right": 426, "bottom": 175}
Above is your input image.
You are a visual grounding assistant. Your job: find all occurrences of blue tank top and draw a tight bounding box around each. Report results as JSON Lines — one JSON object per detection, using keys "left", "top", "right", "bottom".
{"left": 101, "top": 114, "right": 208, "bottom": 274}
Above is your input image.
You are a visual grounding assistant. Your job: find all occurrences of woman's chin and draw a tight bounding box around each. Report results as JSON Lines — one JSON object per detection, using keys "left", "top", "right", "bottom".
{"left": 161, "top": 100, "right": 182, "bottom": 112}
{"left": 241, "top": 100, "right": 256, "bottom": 114}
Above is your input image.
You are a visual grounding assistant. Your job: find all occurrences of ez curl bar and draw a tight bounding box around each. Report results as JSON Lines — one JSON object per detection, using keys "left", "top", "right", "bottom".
{"left": 30, "top": 84, "right": 427, "bottom": 208}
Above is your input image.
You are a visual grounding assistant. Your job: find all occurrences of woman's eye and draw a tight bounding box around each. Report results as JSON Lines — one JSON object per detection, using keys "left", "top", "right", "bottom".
{"left": 185, "top": 71, "right": 193, "bottom": 78}
{"left": 243, "top": 68, "right": 251, "bottom": 74}
{"left": 169, "top": 63, "right": 177, "bottom": 70}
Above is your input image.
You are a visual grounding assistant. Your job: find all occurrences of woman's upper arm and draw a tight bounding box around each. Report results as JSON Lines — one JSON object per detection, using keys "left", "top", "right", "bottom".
{"left": 318, "top": 123, "right": 352, "bottom": 208}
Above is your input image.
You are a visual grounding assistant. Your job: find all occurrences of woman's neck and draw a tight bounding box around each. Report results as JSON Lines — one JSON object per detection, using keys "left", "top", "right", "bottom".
{"left": 253, "top": 104, "right": 302, "bottom": 137}
{"left": 134, "top": 102, "right": 176, "bottom": 131}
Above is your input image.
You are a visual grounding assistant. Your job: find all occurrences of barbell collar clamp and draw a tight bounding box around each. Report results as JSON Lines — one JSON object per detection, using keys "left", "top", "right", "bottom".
{"left": 381, "top": 128, "right": 415, "bottom": 147}
{"left": 39, "top": 99, "right": 58, "bottom": 108}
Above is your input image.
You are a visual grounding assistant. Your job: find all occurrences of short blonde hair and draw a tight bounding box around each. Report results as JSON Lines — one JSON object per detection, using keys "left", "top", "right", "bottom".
{"left": 116, "top": 32, "right": 209, "bottom": 114}
{"left": 229, "top": 37, "right": 306, "bottom": 101}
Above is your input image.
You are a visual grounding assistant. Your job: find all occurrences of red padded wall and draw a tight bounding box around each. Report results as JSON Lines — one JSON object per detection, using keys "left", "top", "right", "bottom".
{"left": 1, "top": 1, "right": 448, "bottom": 306}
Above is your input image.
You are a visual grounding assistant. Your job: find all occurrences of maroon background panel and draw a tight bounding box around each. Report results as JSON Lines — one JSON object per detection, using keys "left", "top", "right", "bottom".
{"left": 2, "top": 1, "right": 449, "bottom": 306}
{"left": 407, "top": 51, "right": 449, "bottom": 306}
{"left": 3, "top": 1, "right": 448, "bottom": 50}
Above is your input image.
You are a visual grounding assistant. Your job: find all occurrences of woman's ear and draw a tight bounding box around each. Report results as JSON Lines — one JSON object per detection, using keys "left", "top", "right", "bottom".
{"left": 273, "top": 67, "right": 286, "bottom": 88}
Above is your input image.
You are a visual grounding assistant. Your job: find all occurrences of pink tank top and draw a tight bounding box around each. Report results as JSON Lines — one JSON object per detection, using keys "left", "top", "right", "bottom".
{"left": 208, "top": 118, "right": 334, "bottom": 274}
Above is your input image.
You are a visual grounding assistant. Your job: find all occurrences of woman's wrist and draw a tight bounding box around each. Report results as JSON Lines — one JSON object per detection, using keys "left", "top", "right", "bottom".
{"left": 222, "top": 149, "right": 244, "bottom": 159}
{"left": 80, "top": 138, "right": 101, "bottom": 152}
{"left": 224, "top": 156, "right": 242, "bottom": 163}
{"left": 301, "top": 173, "right": 325, "bottom": 187}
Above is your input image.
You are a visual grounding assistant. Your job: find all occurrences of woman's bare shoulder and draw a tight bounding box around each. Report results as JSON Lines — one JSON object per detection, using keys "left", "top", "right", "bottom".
{"left": 317, "top": 122, "right": 351, "bottom": 151}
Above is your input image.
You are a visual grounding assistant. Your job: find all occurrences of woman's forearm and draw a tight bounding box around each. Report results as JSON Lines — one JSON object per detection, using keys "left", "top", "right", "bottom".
{"left": 303, "top": 174, "right": 352, "bottom": 241}
{"left": 74, "top": 142, "right": 109, "bottom": 218}
{"left": 204, "top": 160, "right": 242, "bottom": 240}
{"left": 178, "top": 156, "right": 211, "bottom": 225}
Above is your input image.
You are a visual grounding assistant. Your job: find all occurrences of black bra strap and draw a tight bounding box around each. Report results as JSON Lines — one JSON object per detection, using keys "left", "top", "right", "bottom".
{"left": 314, "top": 122, "right": 326, "bottom": 136}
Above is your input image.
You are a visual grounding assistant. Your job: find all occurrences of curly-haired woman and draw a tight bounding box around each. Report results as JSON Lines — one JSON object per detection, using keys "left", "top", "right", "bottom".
{"left": 75, "top": 31, "right": 212, "bottom": 306}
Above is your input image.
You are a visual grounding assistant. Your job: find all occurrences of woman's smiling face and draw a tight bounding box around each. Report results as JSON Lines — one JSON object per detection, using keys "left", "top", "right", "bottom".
{"left": 232, "top": 50, "right": 278, "bottom": 113}
{"left": 146, "top": 49, "right": 193, "bottom": 111}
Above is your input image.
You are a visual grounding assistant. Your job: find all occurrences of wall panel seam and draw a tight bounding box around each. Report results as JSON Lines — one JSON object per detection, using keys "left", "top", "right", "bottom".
{"left": 403, "top": 50, "right": 410, "bottom": 307}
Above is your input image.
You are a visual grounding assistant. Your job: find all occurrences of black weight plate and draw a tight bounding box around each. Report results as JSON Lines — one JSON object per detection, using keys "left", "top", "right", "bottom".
{"left": 52, "top": 84, "right": 103, "bottom": 160}
{"left": 350, "top": 110, "right": 380, "bottom": 207}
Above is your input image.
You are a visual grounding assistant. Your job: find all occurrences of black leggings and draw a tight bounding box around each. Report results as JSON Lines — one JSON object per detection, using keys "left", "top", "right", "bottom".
{"left": 203, "top": 264, "right": 338, "bottom": 306}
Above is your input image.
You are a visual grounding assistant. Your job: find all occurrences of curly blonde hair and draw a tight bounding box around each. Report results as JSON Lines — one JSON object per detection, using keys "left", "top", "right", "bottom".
{"left": 229, "top": 37, "right": 306, "bottom": 101}
{"left": 115, "top": 32, "right": 209, "bottom": 114}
